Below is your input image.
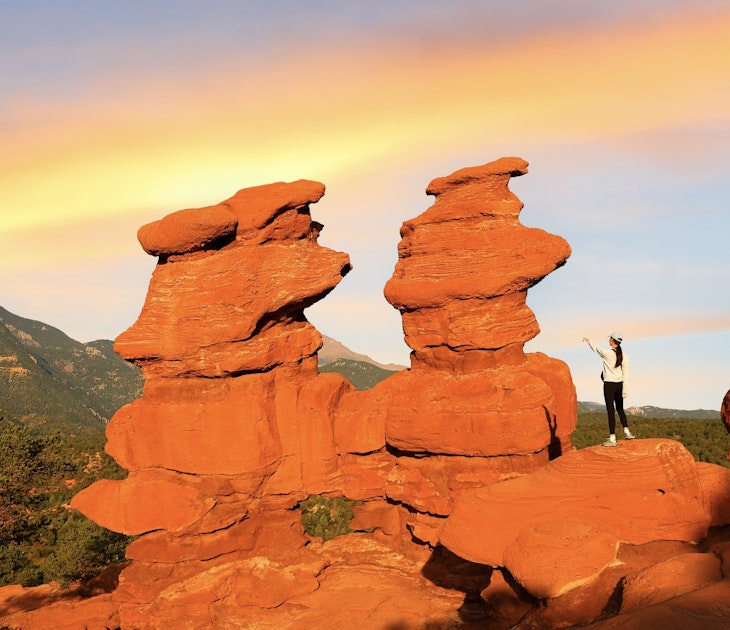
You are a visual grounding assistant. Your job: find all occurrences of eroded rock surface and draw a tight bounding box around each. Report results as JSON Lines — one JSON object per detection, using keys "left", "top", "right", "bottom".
{"left": 4, "top": 161, "right": 730, "bottom": 629}
{"left": 341, "top": 158, "right": 577, "bottom": 549}
{"left": 441, "top": 439, "right": 712, "bottom": 568}
{"left": 722, "top": 388, "right": 730, "bottom": 462}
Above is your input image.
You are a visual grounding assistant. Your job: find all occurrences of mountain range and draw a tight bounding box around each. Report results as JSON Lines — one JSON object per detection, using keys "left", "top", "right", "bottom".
{"left": 318, "top": 335, "right": 406, "bottom": 371}
{"left": 577, "top": 401, "right": 719, "bottom": 419}
{"left": 0, "top": 306, "right": 143, "bottom": 435}
{"left": 0, "top": 305, "right": 719, "bottom": 434}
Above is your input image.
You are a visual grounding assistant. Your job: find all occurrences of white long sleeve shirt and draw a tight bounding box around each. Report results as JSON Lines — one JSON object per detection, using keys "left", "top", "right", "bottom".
{"left": 586, "top": 339, "right": 629, "bottom": 395}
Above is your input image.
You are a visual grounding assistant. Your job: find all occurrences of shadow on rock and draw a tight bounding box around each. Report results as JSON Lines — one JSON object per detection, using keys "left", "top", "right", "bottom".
{"left": 421, "top": 545, "right": 493, "bottom": 624}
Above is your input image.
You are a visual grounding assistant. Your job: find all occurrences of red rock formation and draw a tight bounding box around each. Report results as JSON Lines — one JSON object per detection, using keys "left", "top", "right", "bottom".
{"left": 75, "top": 160, "right": 580, "bottom": 627}
{"left": 336, "top": 157, "right": 577, "bottom": 548}
{"left": 441, "top": 439, "right": 711, "bottom": 566}
{"left": 722, "top": 388, "right": 730, "bottom": 462}
{"left": 5, "top": 160, "right": 728, "bottom": 629}
{"left": 68, "top": 179, "right": 365, "bottom": 628}
{"left": 80, "top": 180, "right": 351, "bottom": 525}
{"left": 502, "top": 521, "right": 621, "bottom": 599}
{"left": 380, "top": 158, "right": 575, "bottom": 458}
{"left": 439, "top": 437, "right": 730, "bottom": 625}
{"left": 0, "top": 592, "right": 119, "bottom": 630}
{"left": 619, "top": 552, "right": 722, "bottom": 613}
{"left": 516, "top": 537, "right": 730, "bottom": 629}
{"left": 581, "top": 581, "right": 730, "bottom": 630}
{"left": 697, "top": 461, "right": 730, "bottom": 526}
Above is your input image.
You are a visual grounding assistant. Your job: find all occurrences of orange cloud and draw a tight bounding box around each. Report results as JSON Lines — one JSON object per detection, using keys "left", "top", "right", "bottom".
{"left": 531, "top": 313, "right": 730, "bottom": 351}
{"left": 627, "top": 316, "right": 730, "bottom": 340}
{"left": 2, "top": 9, "right": 729, "bottom": 237}
{"left": 0, "top": 208, "right": 159, "bottom": 272}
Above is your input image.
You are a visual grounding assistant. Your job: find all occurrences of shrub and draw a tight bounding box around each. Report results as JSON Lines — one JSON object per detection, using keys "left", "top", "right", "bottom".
{"left": 0, "top": 417, "right": 132, "bottom": 588}
{"left": 40, "top": 514, "right": 129, "bottom": 587}
{"left": 298, "top": 495, "right": 361, "bottom": 541}
{"left": 0, "top": 542, "right": 42, "bottom": 587}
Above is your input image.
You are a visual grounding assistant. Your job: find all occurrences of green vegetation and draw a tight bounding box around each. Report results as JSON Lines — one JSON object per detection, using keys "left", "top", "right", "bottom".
{"left": 578, "top": 401, "right": 719, "bottom": 420}
{"left": 0, "top": 305, "right": 143, "bottom": 435}
{"left": 298, "top": 494, "right": 362, "bottom": 541}
{"left": 319, "top": 358, "right": 399, "bottom": 390}
{"left": 573, "top": 412, "right": 730, "bottom": 468}
{"left": 0, "top": 417, "right": 131, "bottom": 587}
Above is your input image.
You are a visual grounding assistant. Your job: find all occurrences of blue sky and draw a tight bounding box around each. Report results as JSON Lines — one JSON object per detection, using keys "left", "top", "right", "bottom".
{"left": 1, "top": 1, "right": 729, "bottom": 410}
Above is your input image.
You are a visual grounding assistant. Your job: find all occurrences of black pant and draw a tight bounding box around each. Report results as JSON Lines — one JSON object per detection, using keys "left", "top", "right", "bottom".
{"left": 603, "top": 381, "right": 628, "bottom": 434}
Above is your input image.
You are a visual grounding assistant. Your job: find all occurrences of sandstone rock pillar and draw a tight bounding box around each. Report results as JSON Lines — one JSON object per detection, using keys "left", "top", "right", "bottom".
{"left": 334, "top": 157, "right": 578, "bottom": 545}
{"left": 71, "top": 181, "right": 354, "bottom": 609}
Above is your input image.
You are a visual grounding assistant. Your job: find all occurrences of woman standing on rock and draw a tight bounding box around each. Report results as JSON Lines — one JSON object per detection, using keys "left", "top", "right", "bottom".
{"left": 582, "top": 332, "right": 635, "bottom": 447}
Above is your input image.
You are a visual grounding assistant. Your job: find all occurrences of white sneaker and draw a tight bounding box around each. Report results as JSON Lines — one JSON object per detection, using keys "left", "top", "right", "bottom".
{"left": 602, "top": 439, "right": 618, "bottom": 447}
{"left": 624, "top": 431, "right": 636, "bottom": 440}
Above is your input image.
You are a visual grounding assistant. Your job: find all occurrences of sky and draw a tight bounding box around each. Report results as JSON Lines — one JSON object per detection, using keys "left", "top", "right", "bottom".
{"left": 1, "top": 0, "right": 729, "bottom": 411}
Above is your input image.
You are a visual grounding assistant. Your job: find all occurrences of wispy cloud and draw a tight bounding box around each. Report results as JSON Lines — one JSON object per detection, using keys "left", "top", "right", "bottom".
{"left": 3, "top": 9, "right": 728, "bottom": 233}
{"left": 2, "top": 2, "right": 729, "bottom": 408}
{"left": 532, "top": 314, "right": 730, "bottom": 350}
{"left": 0, "top": 209, "right": 158, "bottom": 271}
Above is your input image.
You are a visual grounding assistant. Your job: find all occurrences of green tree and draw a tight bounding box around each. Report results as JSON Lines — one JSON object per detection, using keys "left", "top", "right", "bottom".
{"left": 0, "top": 419, "right": 68, "bottom": 545}
{"left": 0, "top": 416, "right": 132, "bottom": 587}
{"left": 41, "top": 514, "right": 129, "bottom": 586}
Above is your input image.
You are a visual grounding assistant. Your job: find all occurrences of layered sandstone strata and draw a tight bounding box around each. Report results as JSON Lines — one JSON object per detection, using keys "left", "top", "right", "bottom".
{"left": 71, "top": 180, "right": 364, "bottom": 628}
{"left": 722, "top": 388, "right": 730, "bottom": 461}
{"left": 334, "top": 157, "right": 577, "bottom": 545}
{"left": 35, "top": 160, "right": 728, "bottom": 630}
{"left": 441, "top": 439, "right": 712, "bottom": 566}
{"left": 65, "top": 159, "right": 576, "bottom": 626}
{"left": 66, "top": 159, "right": 581, "bottom": 627}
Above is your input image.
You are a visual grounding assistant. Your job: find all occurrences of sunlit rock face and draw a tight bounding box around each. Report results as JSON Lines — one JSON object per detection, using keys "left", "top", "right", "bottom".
{"left": 117, "top": 179, "right": 350, "bottom": 377}
{"left": 382, "top": 158, "right": 575, "bottom": 459}
{"left": 64, "top": 161, "right": 579, "bottom": 628}
{"left": 30, "top": 161, "right": 725, "bottom": 630}
{"left": 385, "top": 157, "right": 569, "bottom": 367}
{"left": 69, "top": 180, "right": 368, "bottom": 628}
{"left": 340, "top": 157, "right": 578, "bottom": 549}
{"left": 440, "top": 438, "right": 710, "bottom": 563}
{"left": 75, "top": 178, "right": 353, "bottom": 532}
{"left": 722, "top": 388, "right": 730, "bottom": 461}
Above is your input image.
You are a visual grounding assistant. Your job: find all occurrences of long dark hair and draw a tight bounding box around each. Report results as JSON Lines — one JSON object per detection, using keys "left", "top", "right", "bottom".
{"left": 613, "top": 339, "right": 623, "bottom": 368}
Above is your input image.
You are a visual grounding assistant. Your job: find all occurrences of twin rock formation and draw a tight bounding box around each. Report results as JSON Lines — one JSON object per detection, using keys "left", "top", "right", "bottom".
{"left": 7, "top": 157, "right": 730, "bottom": 629}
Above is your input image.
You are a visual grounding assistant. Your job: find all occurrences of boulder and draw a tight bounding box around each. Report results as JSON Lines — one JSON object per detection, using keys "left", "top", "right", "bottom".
{"left": 582, "top": 580, "right": 730, "bottom": 629}
{"left": 620, "top": 552, "right": 722, "bottom": 613}
{"left": 440, "top": 439, "right": 712, "bottom": 568}
{"left": 696, "top": 461, "right": 730, "bottom": 525}
{"left": 222, "top": 179, "right": 325, "bottom": 240}
{"left": 137, "top": 204, "right": 237, "bottom": 256}
{"left": 502, "top": 521, "right": 620, "bottom": 599}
